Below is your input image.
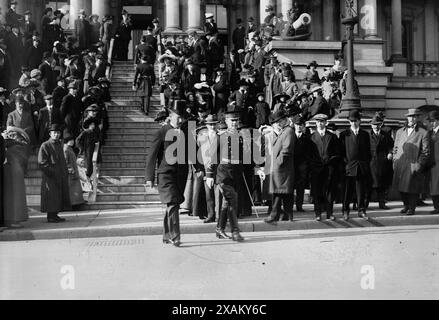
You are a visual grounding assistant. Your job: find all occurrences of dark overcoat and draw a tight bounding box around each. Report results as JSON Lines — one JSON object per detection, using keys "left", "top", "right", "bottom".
{"left": 393, "top": 126, "right": 430, "bottom": 194}
{"left": 369, "top": 129, "right": 394, "bottom": 189}
{"left": 38, "top": 138, "right": 71, "bottom": 213}
{"left": 429, "top": 130, "right": 439, "bottom": 195}
{"left": 60, "top": 93, "right": 83, "bottom": 137}
{"left": 339, "top": 129, "right": 372, "bottom": 177}
{"left": 145, "top": 124, "right": 187, "bottom": 204}
{"left": 134, "top": 62, "right": 156, "bottom": 98}
{"left": 75, "top": 18, "right": 90, "bottom": 49}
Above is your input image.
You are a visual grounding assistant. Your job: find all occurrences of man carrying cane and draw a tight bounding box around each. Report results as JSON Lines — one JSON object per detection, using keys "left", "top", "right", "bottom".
{"left": 145, "top": 100, "right": 188, "bottom": 247}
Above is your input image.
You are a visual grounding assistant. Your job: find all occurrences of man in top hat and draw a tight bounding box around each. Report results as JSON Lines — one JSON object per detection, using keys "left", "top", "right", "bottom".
{"left": 22, "top": 10, "right": 36, "bottom": 41}
{"left": 428, "top": 110, "right": 439, "bottom": 214}
{"left": 38, "top": 94, "right": 61, "bottom": 144}
{"left": 339, "top": 110, "right": 372, "bottom": 220}
{"left": 205, "top": 107, "right": 245, "bottom": 241}
{"left": 204, "top": 13, "right": 218, "bottom": 36}
{"left": 145, "top": 100, "right": 190, "bottom": 246}
{"left": 75, "top": 9, "right": 90, "bottom": 50}
{"left": 38, "top": 123, "right": 71, "bottom": 223}
{"left": 6, "top": 1, "right": 22, "bottom": 28}
{"left": 6, "top": 23, "right": 24, "bottom": 87}
{"left": 393, "top": 108, "right": 430, "bottom": 216}
{"left": 367, "top": 113, "right": 394, "bottom": 210}
{"left": 133, "top": 54, "right": 156, "bottom": 115}
{"left": 232, "top": 18, "right": 246, "bottom": 54}
{"left": 308, "top": 86, "right": 330, "bottom": 119}
{"left": 308, "top": 113, "right": 341, "bottom": 221}
{"left": 259, "top": 109, "right": 295, "bottom": 224}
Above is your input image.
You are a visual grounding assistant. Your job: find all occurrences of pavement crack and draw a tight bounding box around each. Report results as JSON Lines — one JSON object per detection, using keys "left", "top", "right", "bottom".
{"left": 85, "top": 210, "right": 102, "bottom": 228}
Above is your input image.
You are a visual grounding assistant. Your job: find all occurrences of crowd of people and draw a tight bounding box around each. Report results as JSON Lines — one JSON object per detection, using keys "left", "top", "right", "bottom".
{"left": 142, "top": 13, "right": 439, "bottom": 246}
{"left": 0, "top": 2, "right": 125, "bottom": 228}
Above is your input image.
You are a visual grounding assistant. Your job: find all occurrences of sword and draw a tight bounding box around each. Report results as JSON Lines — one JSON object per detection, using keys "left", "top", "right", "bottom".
{"left": 242, "top": 172, "right": 260, "bottom": 218}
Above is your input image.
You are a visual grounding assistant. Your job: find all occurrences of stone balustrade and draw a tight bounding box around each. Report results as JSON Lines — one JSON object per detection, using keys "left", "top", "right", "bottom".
{"left": 408, "top": 61, "right": 439, "bottom": 78}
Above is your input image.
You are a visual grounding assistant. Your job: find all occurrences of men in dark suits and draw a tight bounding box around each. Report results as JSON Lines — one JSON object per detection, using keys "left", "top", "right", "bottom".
{"left": 52, "top": 77, "right": 68, "bottom": 111}
{"left": 232, "top": 18, "right": 246, "bottom": 54}
{"left": 428, "top": 111, "right": 439, "bottom": 214}
{"left": 114, "top": 10, "right": 132, "bottom": 61}
{"left": 135, "top": 35, "right": 156, "bottom": 65}
{"left": 205, "top": 109, "right": 245, "bottom": 241}
{"left": 229, "top": 79, "right": 250, "bottom": 123}
{"left": 393, "top": 109, "right": 431, "bottom": 216}
{"left": 39, "top": 52, "right": 56, "bottom": 94}
{"left": 368, "top": 113, "right": 394, "bottom": 210}
{"left": 339, "top": 110, "right": 372, "bottom": 220}
{"left": 261, "top": 110, "right": 295, "bottom": 223}
{"left": 309, "top": 114, "right": 340, "bottom": 221}
{"left": 75, "top": 9, "right": 90, "bottom": 50}
{"left": 41, "top": 7, "right": 54, "bottom": 51}
{"left": 22, "top": 10, "right": 37, "bottom": 41}
{"left": 5, "top": 1, "right": 22, "bottom": 27}
{"left": 291, "top": 115, "right": 310, "bottom": 212}
{"left": 204, "top": 13, "right": 218, "bottom": 36}
{"left": 6, "top": 24, "right": 24, "bottom": 87}
{"left": 133, "top": 55, "right": 156, "bottom": 115}
{"left": 207, "top": 33, "right": 223, "bottom": 73}
{"left": 60, "top": 82, "right": 83, "bottom": 138}
{"left": 145, "top": 101, "right": 189, "bottom": 246}
{"left": 38, "top": 95, "right": 61, "bottom": 144}
{"left": 25, "top": 35, "right": 44, "bottom": 70}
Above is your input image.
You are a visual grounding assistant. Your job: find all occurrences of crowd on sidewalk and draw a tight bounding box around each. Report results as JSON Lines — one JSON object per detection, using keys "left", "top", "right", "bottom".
{"left": 0, "top": 2, "right": 127, "bottom": 228}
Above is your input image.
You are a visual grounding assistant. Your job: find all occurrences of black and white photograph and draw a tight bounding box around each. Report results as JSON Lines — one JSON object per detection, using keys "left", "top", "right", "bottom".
{"left": 0, "top": 0, "right": 439, "bottom": 305}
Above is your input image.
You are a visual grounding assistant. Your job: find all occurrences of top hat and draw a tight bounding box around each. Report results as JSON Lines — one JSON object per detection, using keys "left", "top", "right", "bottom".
{"left": 307, "top": 60, "right": 318, "bottom": 69}
{"left": 313, "top": 113, "right": 328, "bottom": 121}
{"left": 48, "top": 123, "right": 62, "bottom": 132}
{"left": 371, "top": 113, "right": 384, "bottom": 125}
{"left": 247, "top": 17, "right": 255, "bottom": 23}
{"left": 405, "top": 108, "right": 422, "bottom": 117}
{"left": 348, "top": 109, "right": 362, "bottom": 121}
{"left": 236, "top": 18, "right": 243, "bottom": 24}
{"left": 428, "top": 110, "right": 439, "bottom": 121}
{"left": 269, "top": 109, "right": 288, "bottom": 125}
{"left": 168, "top": 100, "right": 187, "bottom": 116}
{"left": 204, "top": 114, "right": 219, "bottom": 124}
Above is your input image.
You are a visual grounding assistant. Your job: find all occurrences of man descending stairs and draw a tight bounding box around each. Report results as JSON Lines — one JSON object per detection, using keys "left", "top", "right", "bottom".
{"left": 26, "top": 60, "right": 164, "bottom": 210}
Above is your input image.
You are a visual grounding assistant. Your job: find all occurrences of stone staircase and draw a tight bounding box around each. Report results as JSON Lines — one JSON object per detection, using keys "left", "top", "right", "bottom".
{"left": 26, "top": 60, "right": 164, "bottom": 211}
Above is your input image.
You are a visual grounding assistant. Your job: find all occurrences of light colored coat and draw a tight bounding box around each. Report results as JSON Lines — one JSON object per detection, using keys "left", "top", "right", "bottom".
{"left": 393, "top": 126, "right": 430, "bottom": 194}
{"left": 429, "top": 129, "right": 439, "bottom": 195}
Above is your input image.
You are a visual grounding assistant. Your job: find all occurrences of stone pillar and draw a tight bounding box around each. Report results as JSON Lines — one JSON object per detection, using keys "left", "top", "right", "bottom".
{"left": 424, "top": 0, "right": 437, "bottom": 61}
{"left": 165, "top": 0, "right": 181, "bottom": 33}
{"left": 322, "top": 0, "right": 335, "bottom": 41}
{"left": 260, "top": 0, "right": 275, "bottom": 24}
{"left": 391, "top": 0, "right": 403, "bottom": 59}
{"left": 280, "top": 0, "right": 292, "bottom": 22}
{"left": 0, "top": 0, "right": 8, "bottom": 25}
{"left": 187, "top": 0, "right": 201, "bottom": 33}
{"left": 70, "top": 0, "right": 92, "bottom": 29}
{"left": 92, "top": 0, "right": 111, "bottom": 21}
{"left": 359, "top": 0, "right": 378, "bottom": 39}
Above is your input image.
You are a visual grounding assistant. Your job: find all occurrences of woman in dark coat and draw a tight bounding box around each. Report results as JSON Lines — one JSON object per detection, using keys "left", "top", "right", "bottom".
{"left": 89, "top": 15, "right": 101, "bottom": 45}
{"left": 212, "top": 66, "right": 230, "bottom": 116}
{"left": 38, "top": 124, "right": 71, "bottom": 222}
{"left": 2, "top": 127, "right": 30, "bottom": 228}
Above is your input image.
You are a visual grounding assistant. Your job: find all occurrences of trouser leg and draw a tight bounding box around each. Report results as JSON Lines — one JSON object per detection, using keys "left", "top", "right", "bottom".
{"left": 408, "top": 193, "right": 418, "bottom": 212}
{"left": 215, "top": 184, "right": 222, "bottom": 223}
{"left": 163, "top": 203, "right": 181, "bottom": 242}
{"left": 204, "top": 180, "right": 215, "bottom": 220}
{"left": 192, "top": 171, "right": 204, "bottom": 217}
{"left": 400, "top": 192, "right": 409, "bottom": 208}
{"left": 283, "top": 194, "right": 294, "bottom": 219}
{"left": 432, "top": 195, "right": 439, "bottom": 210}
{"left": 343, "top": 177, "right": 355, "bottom": 212}
{"left": 356, "top": 176, "right": 367, "bottom": 212}
{"left": 219, "top": 184, "right": 239, "bottom": 233}
{"left": 270, "top": 194, "right": 283, "bottom": 220}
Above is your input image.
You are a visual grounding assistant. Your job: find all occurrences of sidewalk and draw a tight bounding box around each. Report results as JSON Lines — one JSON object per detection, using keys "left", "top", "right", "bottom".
{"left": 1, "top": 202, "right": 439, "bottom": 241}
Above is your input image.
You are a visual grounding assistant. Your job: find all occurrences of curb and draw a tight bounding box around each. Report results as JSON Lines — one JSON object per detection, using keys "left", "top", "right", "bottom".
{"left": 1, "top": 214, "right": 439, "bottom": 242}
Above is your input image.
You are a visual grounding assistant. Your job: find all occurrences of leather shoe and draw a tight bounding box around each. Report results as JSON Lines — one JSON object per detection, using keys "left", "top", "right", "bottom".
{"left": 358, "top": 212, "right": 369, "bottom": 220}
{"left": 54, "top": 215, "right": 66, "bottom": 222}
{"left": 400, "top": 207, "right": 409, "bottom": 214}
{"left": 204, "top": 218, "right": 215, "bottom": 224}
{"left": 315, "top": 215, "right": 321, "bottom": 222}
{"left": 379, "top": 203, "right": 390, "bottom": 210}
{"left": 342, "top": 212, "right": 350, "bottom": 221}
{"left": 232, "top": 232, "right": 244, "bottom": 242}
{"left": 430, "top": 210, "right": 439, "bottom": 215}
{"left": 169, "top": 239, "right": 182, "bottom": 247}
{"left": 216, "top": 229, "right": 232, "bottom": 239}
{"left": 264, "top": 217, "right": 277, "bottom": 224}
{"left": 47, "top": 218, "right": 60, "bottom": 223}
{"left": 327, "top": 215, "right": 336, "bottom": 221}
{"left": 406, "top": 210, "right": 415, "bottom": 216}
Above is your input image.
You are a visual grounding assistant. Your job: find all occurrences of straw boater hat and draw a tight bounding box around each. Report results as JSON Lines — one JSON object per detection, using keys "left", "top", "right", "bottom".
{"left": 405, "top": 108, "right": 422, "bottom": 117}
{"left": 313, "top": 114, "right": 328, "bottom": 121}
{"left": 205, "top": 13, "right": 214, "bottom": 19}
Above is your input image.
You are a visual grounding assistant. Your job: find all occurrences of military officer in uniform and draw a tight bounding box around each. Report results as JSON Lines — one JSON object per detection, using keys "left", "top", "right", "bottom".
{"left": 133, "top": 54, "right": 156, "bottom": 115}
{"left": 145, "top": 100, "right": 188, "bottom": 247}
{"left": 205, "top": 109, "right": 245, "bottom": 241}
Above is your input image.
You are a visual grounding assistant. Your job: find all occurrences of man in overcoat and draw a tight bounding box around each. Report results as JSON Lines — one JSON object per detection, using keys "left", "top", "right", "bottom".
{"left": 292, "top": 114, "right": 310, "bottom": 212}
{"left": 428, "top": 110, "right": 439, "bottom": 214}
{"left": 75, "top": 9, "right": 90, "bottom": 50}
{"left": 339, "top": 110, "right": 371, "bottom": 220}
{"left": 145, "top": 100, "right": 189, "bottom": 247}
{"left": 393, "top": 109, "right": 430, "bottom": 216}
{"left": 308, "top": 113, "right": 341, "bottom": 221}
{"left": 133, "top": 55, "right": 156, "bottom": 115}
{"left": 260, "top": 109, "right": 295, "bottom": 223}
{"left": 60, "top": 82, "right": 83, "bottom": 138}
{"left": 367, "top": 113, "right": 394, "bottom": 210}
{"left": 38, "top": 124, "right": 71, "bottom": 223}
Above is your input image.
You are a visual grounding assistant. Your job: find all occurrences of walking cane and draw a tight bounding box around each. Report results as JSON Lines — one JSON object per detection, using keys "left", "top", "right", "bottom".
{"left": 242, "top": 172, "right": 260, "bottom": 218}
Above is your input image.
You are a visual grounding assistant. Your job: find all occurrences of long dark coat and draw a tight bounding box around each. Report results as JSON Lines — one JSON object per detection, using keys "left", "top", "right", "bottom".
{"left": 60, "top": 93, "right": 83, "bottom": 137}
{"left": 145, "top": 124, "right": 188, "bottom": 204}
{"left": 37, "top": 107, "right": 62, "bottom": 144}
{"left": 393, "top": 126, "right": 430, "bottom": 194}
{"left": 75, "top": 18, "right": 90, "bottom": 49}
{"left": 369, "top": 129, "right": 394, "bottom": 189}
{"left": 38, "top": 138, "right": 71, "bottom": 213}
{"left": 429, "top": 130, "right": 439, "bottom": 195}
{"left": 25, "top": 44, "right": 44, "bottom": 70}
{"left": 134, "top": 62, "right": 156, "bottom": 98}
{"left": 39, "top": 62, "right": 56, "bottom": 94}
{"left": 212, "top": 74, "right": 230, "bottom": 114}
{"left": 339, "top": 129, "right": 372, "bottom": 177}
{"left": 7, "top": 109, "right": 37, "bottom": 146}
{"left": 265, "top": 126, "right": 295, "bottom": 194}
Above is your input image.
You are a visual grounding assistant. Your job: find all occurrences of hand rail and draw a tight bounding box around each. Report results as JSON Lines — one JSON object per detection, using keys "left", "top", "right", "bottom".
{"left": 87, "top": 142, "right": 100, "bottom": 203}
{"left": 106, "top": 38, "right": 115, "bottom": 80}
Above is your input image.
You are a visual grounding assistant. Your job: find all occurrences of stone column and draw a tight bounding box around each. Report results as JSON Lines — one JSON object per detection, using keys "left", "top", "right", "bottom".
{"left": 260, "top": 0, "right": 275, "bottom": 24}
{"left": 424, "top": 0, "right": 437, "bottom": 61}
{"left": 187, "top": 0, "right": 201, "bottom": 33}
{"left": 322, "top": 0, "right": 335, "bottom": 40}
{"left": 0, "top": 0, "right": 8, "bottom": 25}
{"left": 359, "top": 0, "right": 378, "bottom": 39}
{"left": 70, "top": 0, "right": 92, "bottom": 29}
{"left": 391, "top": 0, "right": 403, "bottom": 59}
{"left": 92, "top": 0, "right": 111, "bottom": 21}
{"left": 165, "top": 0, "right": 181, "bottom": 33}
{"left": 280, "top": 0, "right": 292, "bottom": 23}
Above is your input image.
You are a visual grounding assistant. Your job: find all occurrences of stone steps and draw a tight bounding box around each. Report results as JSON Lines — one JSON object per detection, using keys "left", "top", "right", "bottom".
{"left": 99, "top": 168, "right": 147, "bottom": 176}
{"left": 96, "top": 193, "right": 160, "bottom": 202}
{"left": 97, "top": 184, "right": 155, "bottom": 193}
{"left": 101, "top": 153, "right": 147, "bottom": 162}
{"left": 100, "top": 160, "right": 146, "bottom": 169}
{"left": 106, "top": 132, "right": 158, "bottom": 140}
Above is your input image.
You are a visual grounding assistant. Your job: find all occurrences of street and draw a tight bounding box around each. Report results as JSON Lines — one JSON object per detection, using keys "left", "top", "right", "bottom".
{"left": 1, "top": 225, "right": 439, "bottom": 300}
